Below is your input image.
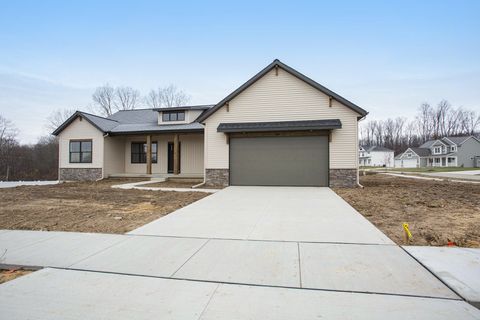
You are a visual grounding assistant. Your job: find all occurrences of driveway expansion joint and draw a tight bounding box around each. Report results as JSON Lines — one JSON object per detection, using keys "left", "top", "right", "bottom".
{"left": 49, "top": 266, "right": 464, "bottom": 302}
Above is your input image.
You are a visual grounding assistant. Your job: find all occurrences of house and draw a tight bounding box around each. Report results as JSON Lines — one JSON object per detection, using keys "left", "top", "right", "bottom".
{"left": 394, "top": 136, "right": 480, "bottom": 168}
{"left": 53, "top": 59, "right": 368, "bottom": 187}
{"left": 359, "top": 146, "right": 394, "bottom": 167}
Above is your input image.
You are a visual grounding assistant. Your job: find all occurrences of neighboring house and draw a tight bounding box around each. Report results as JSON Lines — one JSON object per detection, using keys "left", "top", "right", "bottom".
{"left": 53, "top": 59, "right": 368, "bottom": 187}
{"left": 394, "top": 136, "right": 480, "bottom": 168}
{"left": 359, "top": 146, "right": 394, "bottom": 167}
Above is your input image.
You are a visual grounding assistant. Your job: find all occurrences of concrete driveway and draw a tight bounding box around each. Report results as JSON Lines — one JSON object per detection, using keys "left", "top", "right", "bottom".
{"left": 1, "top": 186, "right": 480, "bottom": 319}
{"left": 131, "top": 186, "right": 393, "bottom": 244}
{"left": 423, "top": 170, "right": 480, "bottom": 181}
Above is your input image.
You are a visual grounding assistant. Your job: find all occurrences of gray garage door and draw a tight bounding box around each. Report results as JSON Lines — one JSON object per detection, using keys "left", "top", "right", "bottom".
{"left": 230, "top": 135, "right": 329, "bottom": 186}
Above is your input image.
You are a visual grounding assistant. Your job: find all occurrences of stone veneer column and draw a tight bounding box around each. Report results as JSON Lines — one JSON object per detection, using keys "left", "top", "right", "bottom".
{"left": 59, "top": 168, "right": 103, "bottom": 181}
{"left": 205, "top": 169, "right": 229, "bottom": 188}
{"left": 329, "top": 169, "right": 358, "bottom": 187}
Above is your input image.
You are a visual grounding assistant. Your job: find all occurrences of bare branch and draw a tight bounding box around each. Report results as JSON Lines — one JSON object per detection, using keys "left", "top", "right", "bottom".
{"left": 92, "top": 84, "right": 115, "bottom": 116}
{"left": 45, "top": 108, "right": 76, "bottom": 132}
{"left": 114, "top": 86, "right": 141, "bottom": 110}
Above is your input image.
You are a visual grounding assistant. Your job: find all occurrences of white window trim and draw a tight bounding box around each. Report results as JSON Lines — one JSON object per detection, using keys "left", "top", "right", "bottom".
{"left": 433, "top": 146, "right": 441, "bottom": 154}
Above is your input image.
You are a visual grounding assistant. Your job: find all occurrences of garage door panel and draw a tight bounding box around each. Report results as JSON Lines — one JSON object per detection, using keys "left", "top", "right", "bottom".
{"left": 230, "top": 136, "right": 328, "bottom": 186}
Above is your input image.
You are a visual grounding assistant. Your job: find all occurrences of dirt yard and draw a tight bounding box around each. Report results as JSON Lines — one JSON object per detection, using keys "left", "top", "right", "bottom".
{"left": 335, "top": 174, "right": 480, "bottom": 247}
{"left": 0, "top": 269, "right": 33, "bottom": 284}
{"left": 0, "top": 179, "right": 208, "bottom": 234}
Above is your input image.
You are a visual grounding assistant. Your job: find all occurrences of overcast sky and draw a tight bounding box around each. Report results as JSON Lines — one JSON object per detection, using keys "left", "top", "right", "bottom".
{"left": 1, "top": 0, "right": 479, "bottom": 143}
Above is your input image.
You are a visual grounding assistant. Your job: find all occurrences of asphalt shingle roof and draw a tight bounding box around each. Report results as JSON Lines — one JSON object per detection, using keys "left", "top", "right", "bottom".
{"left": 443, "top": 136, "right": 472, "bottom": 145}
{"left": 110, "top": 122, "right": 204, "bottom": 134}
{"left": 81, "top": 112, "right": 119, "bottom": 132}
{"left": 53, "top": 107, "right": 208, "bottom": 135}
{"left": 410, "top": 147, "right": 431, "bottom": 157}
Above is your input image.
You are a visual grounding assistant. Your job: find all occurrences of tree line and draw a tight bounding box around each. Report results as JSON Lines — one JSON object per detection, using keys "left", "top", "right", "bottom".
{"left": 0, "top": 116, "right": 58, "bottom": 181}
{"left": 360, "top": 100, "right": 480, "bottom": 154}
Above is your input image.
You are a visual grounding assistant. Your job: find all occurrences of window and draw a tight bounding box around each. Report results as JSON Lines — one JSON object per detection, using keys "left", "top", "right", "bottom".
{"left": 435, "top": 158, "right": 440, "bottom": 163}
{"left": 433, "top": 147, "right": 441, "bottom": 154}
{"left": 69, "top": 140, "right": 92, "bottom": 163}
{"left": 162, "top": 111, "right": 185, "bottom": 122}
{"left": 131, "top": 142, "right": 157, "bottom": 163}
{"left": 407, "top": 152, "right": 412, "bottom": 158}
{"left": 450, "top": 146, "right": 456, "bottom": 152}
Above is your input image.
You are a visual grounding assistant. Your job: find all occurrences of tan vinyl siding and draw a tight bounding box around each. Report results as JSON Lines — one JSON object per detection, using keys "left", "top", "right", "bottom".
{"left": 180, "top": 134, "right": 204, "bottom": 174}
{"left": 204, "top": 68, "right": 360, "bottom": 169}
{"left": 58, "top": 117, "right": 104, "bottom": 171}
{"left": 123, "top": 134, "right": 204, "bottom": 174}
{"left": 103, "top": 136, "right": 125, "bottom": 176}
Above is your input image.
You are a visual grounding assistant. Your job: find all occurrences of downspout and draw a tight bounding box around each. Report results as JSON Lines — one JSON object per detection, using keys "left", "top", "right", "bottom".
{"left": 193, "top": 124, "right": 207, "bottom": 189}
{"left": 357, "top": 115, "right": 365, "bottom": 189}
{"left": 192, "top": 181, "right": 206, "bottom": 189}
{"left": 97, "top": 132, "right": 110, "bottom": 181}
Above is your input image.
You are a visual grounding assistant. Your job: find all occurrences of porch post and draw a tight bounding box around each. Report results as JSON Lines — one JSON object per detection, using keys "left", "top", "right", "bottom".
{"left": 146, "top": 135, "right": 152, "bottom": 175}
{"left": 173, "top": 134, "right": 180, "bottom": 175}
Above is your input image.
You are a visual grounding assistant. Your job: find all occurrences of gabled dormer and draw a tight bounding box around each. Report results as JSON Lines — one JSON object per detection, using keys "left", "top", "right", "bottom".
{"left": 429, "top": 140, "right": 448, "bottom": 155}
{"left": 441, "top": 137, "right": 458, "bottom": 153}
{"left": 155, "top": 105, "right": 213, "bottom": 125}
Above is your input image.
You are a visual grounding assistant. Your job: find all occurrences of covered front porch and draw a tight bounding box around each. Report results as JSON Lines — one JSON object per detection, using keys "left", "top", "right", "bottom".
{"left": 103, "top": 132, "right": 204, "bottom": 179}
{"left": 426, "top": 155, "right": 458, "bottom": 167}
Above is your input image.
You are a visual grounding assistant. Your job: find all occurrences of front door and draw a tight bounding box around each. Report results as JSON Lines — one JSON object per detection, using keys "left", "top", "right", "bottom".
{"left": 167, "top": 142, "right": 181, "bottom": 173}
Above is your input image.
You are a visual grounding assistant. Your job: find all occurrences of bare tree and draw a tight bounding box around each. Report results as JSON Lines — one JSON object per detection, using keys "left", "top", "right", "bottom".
{"left": 114, "top": 86, "right": 140, "bottom": 110}
{"left": 460, "top": 109, "right": 480, "bottom": 135}
{"left": 0, "top": 115, "right": 18, "bottom": 148}
{"left": 415, "top": 102, "right": 433, "bottom": 141}
{"left": 92, "top": 84, "right": 116, "bottom": 116}
{"left": 45, "top": 108, "right": 76, "bottom": 132}
{"left": 145, "top": 89, "right": 162, "bottom": 108}
{"left": 0, "top": 115, "right": 19, "bottom": 180}
{"left": 145, "top": 85, "right": 190, "bottom": 108}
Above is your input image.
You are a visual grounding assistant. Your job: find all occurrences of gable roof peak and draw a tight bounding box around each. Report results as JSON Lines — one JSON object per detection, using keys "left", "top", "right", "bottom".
{"left": 196, "top": 59, "right": 368, "bottom": 122}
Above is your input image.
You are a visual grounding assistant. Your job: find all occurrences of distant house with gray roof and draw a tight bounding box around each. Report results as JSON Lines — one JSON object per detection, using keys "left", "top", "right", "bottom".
{"left": 394, "top": 136, "right": 480, "bottom": 168}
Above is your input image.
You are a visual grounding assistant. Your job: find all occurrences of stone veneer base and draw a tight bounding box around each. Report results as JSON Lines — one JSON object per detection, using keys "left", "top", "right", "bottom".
{"left": 329, "top": 169, "right": 358, "bottom": 187}
{"left": 205, "top": 169, "right": 229, "bottom": 188}
{"left": 59, "top": 168, "right": 103, "bottom": 181}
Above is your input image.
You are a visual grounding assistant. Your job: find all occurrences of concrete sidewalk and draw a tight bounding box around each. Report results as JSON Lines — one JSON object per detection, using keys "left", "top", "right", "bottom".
{"left": 0, "top": 230, "right": 457, "bottom": 299}
{"left": 1, "top": 268, "right": 479, "bottom": 320}
{"left": 405, "top": 246, "right": 480, "bottom": 308}
{"left": 423, "top": 171, "right": 480, "bottom": 181}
